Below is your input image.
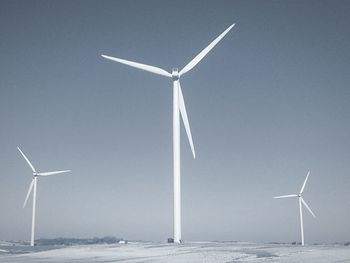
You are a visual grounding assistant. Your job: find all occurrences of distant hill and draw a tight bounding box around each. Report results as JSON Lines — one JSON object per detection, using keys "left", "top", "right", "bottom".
{"left": 35, "top": 236, "right": 124, "bottom": 246}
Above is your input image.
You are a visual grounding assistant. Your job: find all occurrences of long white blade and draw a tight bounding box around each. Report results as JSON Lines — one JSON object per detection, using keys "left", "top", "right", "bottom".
{"left": 17, "top": 147, "right": 36, "bottom": 173}
{"left": 179, "top": 24, "right": 235, "bottom": 76}
{"left": 101, "top": 54, "right": 172, "bottom": 78}
{"left": 37, "top": 170, "right": 71, "bottom": 176}
{"left": 301, "top": 197, "right": 316, "bottom": 218}
{"left": 300, "top": 171, "right": 310, "bottom": 194}
{"left": 178, "top": 82, "right": 196, "bottom": 158}
{"left": 273, "top": 194, "right": 298, "bottom": 199}
{"left": 23, "top": 179, "right": 34, "bottom": 208}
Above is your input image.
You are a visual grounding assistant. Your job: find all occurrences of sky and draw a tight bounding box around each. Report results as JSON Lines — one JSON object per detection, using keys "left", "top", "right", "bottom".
{"left": 0, "top": 0, "right": 349, "bottom": 244}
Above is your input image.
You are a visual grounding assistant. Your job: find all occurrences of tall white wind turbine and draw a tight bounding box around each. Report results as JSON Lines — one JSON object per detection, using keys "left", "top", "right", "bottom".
{"left": 102, "top": 24, "right": 235, "bottom": 243}
{"left": 18, "top": 146, "right": 70, "bottom": 246}
{"left": 274, "top": 171, "right": 316, "bottom": 246}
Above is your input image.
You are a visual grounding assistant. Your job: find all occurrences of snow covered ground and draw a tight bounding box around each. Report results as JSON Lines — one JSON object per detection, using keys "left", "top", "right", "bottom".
{"left": 0, "top": 241, "right": 349, "bottom": 262}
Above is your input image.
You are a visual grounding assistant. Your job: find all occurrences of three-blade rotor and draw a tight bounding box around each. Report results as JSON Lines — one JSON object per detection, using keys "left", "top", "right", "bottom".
{"left": 18, "top": 147, "right": 71, "bottom": 208}
{"left": 101, "top": 24, "right": 235, "bottom": 158}
{"left": 273, "top": 171, "right": 316, "bottom": 218}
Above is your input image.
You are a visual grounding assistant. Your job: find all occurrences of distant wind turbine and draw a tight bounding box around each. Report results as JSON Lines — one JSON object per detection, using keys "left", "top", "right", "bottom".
{"left": 101, "top": 24, "right": 235, "bottom": 243}
{"left": 17, "top": 146, "right": 70, "bottom": 246}
{"left": 274, "top": 171, "right": 316, "bottom": 246}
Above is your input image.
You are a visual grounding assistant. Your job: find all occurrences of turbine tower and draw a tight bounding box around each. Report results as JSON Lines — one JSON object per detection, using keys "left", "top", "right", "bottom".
{"left": 102, "top": 24, "right": 235, "bottom": 243}
{"left": 18, "top": 146, "right": 70, "bottom": 246}
{"left": 274, "top": 171, "right": 316, "bottom": 246}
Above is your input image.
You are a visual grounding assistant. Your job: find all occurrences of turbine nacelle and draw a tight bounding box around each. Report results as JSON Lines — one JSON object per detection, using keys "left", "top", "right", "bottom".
{"left": 18, "top": 146, "right": 71, "bottom": 207}
{"left": 172, "top": 68, "right": 179, "bottom": 81}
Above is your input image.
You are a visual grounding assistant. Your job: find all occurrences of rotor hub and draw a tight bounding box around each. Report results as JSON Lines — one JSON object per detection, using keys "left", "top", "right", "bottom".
{"left": 172, "top": 68, "right": 179, "bottom": 81}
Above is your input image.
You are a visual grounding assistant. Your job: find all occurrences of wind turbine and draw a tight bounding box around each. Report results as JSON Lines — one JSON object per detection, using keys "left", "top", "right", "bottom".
{"left": 274, "top": 171, "right": 316, "bottom": 246}
{"left": 17, "top": 146, "right": 70, "bottom": 246}
{"left": 101, "top": 24, "right": 235, "bottom": 243}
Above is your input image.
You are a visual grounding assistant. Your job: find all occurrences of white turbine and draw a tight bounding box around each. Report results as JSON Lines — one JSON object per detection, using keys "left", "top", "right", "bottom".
{"left": 101, "top": 24, "right": 235, "bottom": 243}
{"left": 274, "top": 171, "right": 316, "bottom": 246}
{"left": 17, "top": 146, "right": 70, "bottom": 246}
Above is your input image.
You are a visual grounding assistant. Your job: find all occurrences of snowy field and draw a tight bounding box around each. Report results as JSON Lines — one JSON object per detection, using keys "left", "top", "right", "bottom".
{"left": 1, "top": 241, "right": 350, "bottom": 262}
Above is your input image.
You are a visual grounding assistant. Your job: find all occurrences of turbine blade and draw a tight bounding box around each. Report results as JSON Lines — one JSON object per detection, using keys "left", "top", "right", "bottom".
{"left": 23, "top": 179, "right": 34, "bottom": 208}
{"left": 101, "top": 54, "right": 172, "bottom": 78}
{"left": 300, "top": 171, "right": 310, "bottom": 194}
{"left": 301, "top": 197, "right": 316, "bottom": 218}
{"left": 273, "top": 194, "right": 298, "bottom": 199}
{"left": 179, "top": 24, "right": 235, "bottom": 76}
{"left": 38, "top": 170, "right": 71, "bottom": 176}
{"left": 17, "top": 147, "right": 36, "bottom": 173}
{"left": 177, "top": 81, "right": 196, "bottom": 158}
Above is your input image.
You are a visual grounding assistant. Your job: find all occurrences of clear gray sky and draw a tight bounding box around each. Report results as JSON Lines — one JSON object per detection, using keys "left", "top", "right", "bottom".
{"left": 0, "top": 0, "right": 349, "bottom": 243}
